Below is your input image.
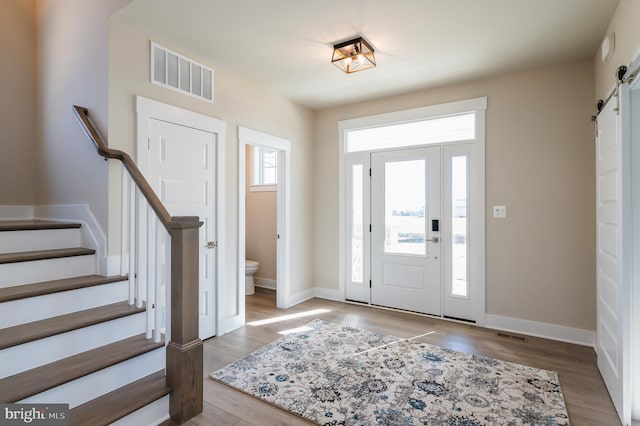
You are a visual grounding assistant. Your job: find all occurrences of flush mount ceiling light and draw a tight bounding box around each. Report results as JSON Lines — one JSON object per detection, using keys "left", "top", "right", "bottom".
{"left": 331, "top": 36, "right": 376, "bottom": 74}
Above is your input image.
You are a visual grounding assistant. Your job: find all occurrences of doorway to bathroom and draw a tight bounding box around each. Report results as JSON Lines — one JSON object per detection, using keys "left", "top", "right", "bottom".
{"left": 238, "top": 127, "right": 291, "bottom": 315}
{"left": 245, "top": 143, "right": 277, "bottom": 297}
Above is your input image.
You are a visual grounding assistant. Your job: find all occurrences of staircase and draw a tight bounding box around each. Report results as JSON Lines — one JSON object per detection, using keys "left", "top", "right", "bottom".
{"left": 0, "top": 219, "right": 172, "bottom": 425}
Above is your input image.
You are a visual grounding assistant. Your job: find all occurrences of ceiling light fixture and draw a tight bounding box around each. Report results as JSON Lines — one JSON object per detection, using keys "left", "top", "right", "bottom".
{"left": 331, "top": 36, "right": 376, "bottom": 74}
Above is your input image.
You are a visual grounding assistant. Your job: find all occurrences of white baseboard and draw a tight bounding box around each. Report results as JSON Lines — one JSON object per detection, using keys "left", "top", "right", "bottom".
{"left": 313, "top": 287, "right": 343, "bottom": 302}
{"left": 254, "top": 277, "right": 276, "bottom": 290}
{"left": 306, "top": 287, "right": 595, "bottom": 347}
{"left": 0, "top": 205, "right": 34, "bottom": 219}
{"left": 34, "top": 204, "right": 107, "bottom": 275}
{"left": 288, "top": 288, "right": 315, "bottom": 307}
{"left": 485, "top": 314, "right": 595, "bottom": 347}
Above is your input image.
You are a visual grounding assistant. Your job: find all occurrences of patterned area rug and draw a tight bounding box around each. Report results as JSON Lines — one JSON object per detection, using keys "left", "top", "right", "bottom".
{"left": 210, "top": 319, "right": 570, "bottom": 425}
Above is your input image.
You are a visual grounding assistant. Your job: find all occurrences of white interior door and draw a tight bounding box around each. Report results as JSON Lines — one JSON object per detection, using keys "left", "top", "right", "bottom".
{"left": 596, "top": 93, "right": 631, "bottom": 425}
{"left": 147, "top": 118, "right": 217, "bottom": 340}
{"left": 371, "top": 147, "right": 441, "bottom": 315}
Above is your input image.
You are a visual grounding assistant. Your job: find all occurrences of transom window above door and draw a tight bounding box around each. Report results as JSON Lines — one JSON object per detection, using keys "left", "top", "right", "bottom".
{"left": 346, "top": 112, "right": 475, "bottom": 153}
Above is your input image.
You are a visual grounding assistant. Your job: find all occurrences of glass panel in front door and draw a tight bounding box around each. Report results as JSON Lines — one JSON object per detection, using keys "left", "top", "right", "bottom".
{"left": 451, "top": 155, "right": 468, "bottom": 297}
{"left": 351, "top": 164, "right": 364, "bottom": 283}
{"left": 384, "top": 159, "right": 426, "bottom": 256}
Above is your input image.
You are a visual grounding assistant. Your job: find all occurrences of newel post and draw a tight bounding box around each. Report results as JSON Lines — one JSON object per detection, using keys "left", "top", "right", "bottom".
{"left": 166, "top": 218, "right": 203, "bottom": 424}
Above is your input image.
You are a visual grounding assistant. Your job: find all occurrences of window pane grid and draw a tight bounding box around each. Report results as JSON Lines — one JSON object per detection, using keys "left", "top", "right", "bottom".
{"left": 252, "top": 146, "right": 278, "bottom": 186}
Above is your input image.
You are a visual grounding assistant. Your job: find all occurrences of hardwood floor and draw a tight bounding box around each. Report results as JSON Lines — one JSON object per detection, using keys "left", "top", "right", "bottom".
{"left": 188, "top": 288, "right": 620, "bottom": 426}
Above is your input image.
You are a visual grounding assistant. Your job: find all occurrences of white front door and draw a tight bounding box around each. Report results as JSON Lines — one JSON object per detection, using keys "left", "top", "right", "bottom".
{"left": 371, "top": 147, "right": 442, "bottom": 315}
{"left": 147, "top": 118, "right": 217, "bottom": 340}
{"left": 596, "top": 93, "right": 631, "bottom": 425}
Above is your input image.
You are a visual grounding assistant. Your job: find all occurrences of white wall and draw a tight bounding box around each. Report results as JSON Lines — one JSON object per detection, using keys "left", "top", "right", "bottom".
{"left": 107, "top": 17, "right": 315, "bottom": 328}
{"left": 0, "top": 0, "right": 37, "bottom": 206}
{"left": 315, "top": 60, "right": 596, "bottom": 331}
{"left": 36, "top": 0, "right": 132, "bottom": 229}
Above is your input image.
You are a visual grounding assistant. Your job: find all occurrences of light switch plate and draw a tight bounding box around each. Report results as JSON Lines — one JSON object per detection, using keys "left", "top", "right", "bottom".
{"left": 493, "top": 205, "right": 507, "bottom": 218}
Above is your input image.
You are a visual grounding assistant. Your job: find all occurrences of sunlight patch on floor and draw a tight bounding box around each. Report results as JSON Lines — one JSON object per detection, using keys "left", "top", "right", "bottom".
{"left": 354, "top": 331, "right": 436, "bottom": 356}
{"left": 246, "top": 309, "right": 331, "bottom": 327}
{"left": 278, "top": 325, "right": 315, "bottom": 335}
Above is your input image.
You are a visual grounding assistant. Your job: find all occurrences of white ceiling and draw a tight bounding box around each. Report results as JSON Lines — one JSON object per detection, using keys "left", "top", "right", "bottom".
{"left": 115, "top": 0, "right": 619, "bottom": 110}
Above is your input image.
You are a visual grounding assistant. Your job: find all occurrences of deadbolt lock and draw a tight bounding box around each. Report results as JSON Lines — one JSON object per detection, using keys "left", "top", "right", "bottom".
{"left": 206, "top": 241, "right": 217, "bottom": 249}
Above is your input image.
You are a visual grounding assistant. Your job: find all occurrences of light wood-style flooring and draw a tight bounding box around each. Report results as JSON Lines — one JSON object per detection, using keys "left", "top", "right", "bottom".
{"left": 187, "top": 288, "right": 620, "bottom": 426}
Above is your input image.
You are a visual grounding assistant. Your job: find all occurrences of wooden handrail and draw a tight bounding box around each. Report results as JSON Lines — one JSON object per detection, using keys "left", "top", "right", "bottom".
{"left": 72, "top": 105, "right": 200, "bottom": 231}
{"left": 73, "top": 106, "right": 203, "bottom": 424}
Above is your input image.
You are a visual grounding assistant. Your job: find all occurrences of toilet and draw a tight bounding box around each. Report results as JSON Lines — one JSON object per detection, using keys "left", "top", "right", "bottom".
{"left": 245, "top": 260, "right": 259, "bottom": 295}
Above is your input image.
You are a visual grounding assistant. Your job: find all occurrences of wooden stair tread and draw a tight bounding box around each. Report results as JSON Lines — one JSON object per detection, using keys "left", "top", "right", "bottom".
{"left": 0, "top": 220, "right": 81, "bottom": 231}
{"left": 0, "top": 247, "right": 95, "bottom": 264}
{"left": 0, "top": 274, "right": 127, "bottom": 303}
{"left": 69, "top": 370, "right": 170, "bottom": 426}
{"left": 0, "top": 301, "right": 145, "bottom": 350}
{"left": 0, "top": 333, "right": 164, "bottom": 403}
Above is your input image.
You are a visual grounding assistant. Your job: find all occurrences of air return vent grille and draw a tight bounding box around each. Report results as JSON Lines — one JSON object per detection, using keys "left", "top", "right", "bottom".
{"left": 151, "top": 42, "right": 213, "bottom": 103}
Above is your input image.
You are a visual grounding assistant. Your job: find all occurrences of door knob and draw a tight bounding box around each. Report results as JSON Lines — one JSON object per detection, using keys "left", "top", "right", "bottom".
{"left": 426, "top": 237, "right": 439, "bottom": 243}
{"left": 206, "top": 241, "right": 217, "bottom": 249}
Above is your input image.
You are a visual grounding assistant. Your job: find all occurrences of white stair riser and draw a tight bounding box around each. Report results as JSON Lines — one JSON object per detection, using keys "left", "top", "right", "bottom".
{"left": 0, "top": 228, "right": 81, "bottom": 254}
{"left": 0, "top": 255, "right": 96, "bottom": 288}
{"left": 19, "top": 347, "right": 165, "bottom": 409}
{"left": 110, "top": 395, "right": 169, "bottom": 426}
{"left": 0, "top": 313, "right": 146, "bottom": 379}
{"left": 0, "top": 280, "right": 129, "bottom": 328}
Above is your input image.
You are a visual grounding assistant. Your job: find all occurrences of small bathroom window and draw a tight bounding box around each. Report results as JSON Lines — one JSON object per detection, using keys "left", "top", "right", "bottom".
{"left": 250, "top": 146, "right": 278, "bottom": 192}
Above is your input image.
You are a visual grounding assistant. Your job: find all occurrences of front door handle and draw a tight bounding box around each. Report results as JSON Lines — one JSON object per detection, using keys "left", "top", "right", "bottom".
{"left": 426, "top": 237, "right": 439, "bottom": 243}
{"left": 205, "top": 241, "right": 217, "bottom": 249}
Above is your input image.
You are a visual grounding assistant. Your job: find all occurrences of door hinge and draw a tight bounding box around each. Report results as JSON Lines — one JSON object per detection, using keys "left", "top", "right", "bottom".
{"left": 369, "top": 280, "right": 372, "bottom": 288}
{"left": 369, "top": 224, "right": 372, "bottom": 232}
{"left": 147, "top": 137, "right": 150, "bottom": 149}
{"left": 369, "top": 168, "right": 372, "bottom": 177}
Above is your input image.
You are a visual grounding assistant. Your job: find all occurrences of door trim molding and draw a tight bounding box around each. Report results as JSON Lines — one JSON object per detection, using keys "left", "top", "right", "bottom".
{"left": 238, "top": 126, "right": 291, "bottom": 311}
{"left": 135, "top": 96, "right": 227, "bottom": 336}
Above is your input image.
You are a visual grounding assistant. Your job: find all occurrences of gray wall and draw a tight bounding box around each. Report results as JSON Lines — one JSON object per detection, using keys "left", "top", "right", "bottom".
{"left": 36, "top": 0, "right": 132, "bottom": 229}
{"left": 315, "top": 60, "right": 596, "bottom": 331}
{"left": 0, "top": 0, "right": 37, "bottom": 205}
{"left": 594, "top": 0, "right": 640, "bottom": 100}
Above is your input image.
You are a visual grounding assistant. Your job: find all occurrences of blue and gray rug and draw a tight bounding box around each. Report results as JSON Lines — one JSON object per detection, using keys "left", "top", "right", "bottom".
{"left": 210, "top": 319, "right": 569, "bottom": 425}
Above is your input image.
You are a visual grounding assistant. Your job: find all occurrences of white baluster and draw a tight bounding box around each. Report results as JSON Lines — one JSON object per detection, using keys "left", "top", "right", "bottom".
{"left": 120, "top": 168, "right": 127, "bottom": 277}
{"left": 128, "top": 179, "right": 136, "bottom": 305}
{"left": 164, "top": 229, "right": 172, "bottom": 344}
{"left": 154, "top": 220, "right": 163, "bottom": 343}
{"left": 136, "top": 196, "right": 145, "bottom": 309}
{"left": 146, "top": 207, "right": 156, "bottom": 340}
